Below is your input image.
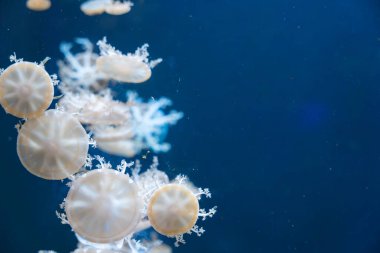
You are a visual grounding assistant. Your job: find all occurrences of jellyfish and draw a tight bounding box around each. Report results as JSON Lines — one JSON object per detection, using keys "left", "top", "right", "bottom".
{"left": 146, "top": 175, "right": 217, "bottom": 246}
{"left": 91, "top": 124, "right": 140, "bottom": 158}
{"left": 73, "top": 248, "right": 119, "bottom": 253}
{"left": 0, "top": 56, "right": 55, "bottom": 119}
{"left": 89, "top": 93, "right": 182, "bottom": 156}
{"left": 105, "top": 1, "right": 133, "bottom": 15}
{"left": 58, "top": 89, "right": 129, "bottom": 125}
{"left": 16, "top": 109, "right": 89, "bottom": 180}
{"left": 58, "top": 38, "right": 108, "bottom": 92}
{"left": 80, "top": 0, "right": 111, "bottom": 16}
{"left": 64, "top": 168, "right": 143, "bottom": 243}
{"left": 26, "top": 0, "right": 51, "bottom": 11}
{"left": 126, "top": 93, "right": 183, "bottom": 153}
{"left": 147, "top": 184, "right": 199, "bottom": 236}
{"left": 96, "top": 37, "right": 162, "bottom": 83}
{"left": 55, "top": 157, "right": 216, "bottom": 249}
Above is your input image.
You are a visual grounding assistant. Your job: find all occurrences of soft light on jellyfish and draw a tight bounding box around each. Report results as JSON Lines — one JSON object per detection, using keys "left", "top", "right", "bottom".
{"left": 127, "top": 94, "right": 183, "bottom": 153}
{"left": 26, "top": 0, "right": 51, "bottom": 11}
{"left": 104, "top": 1, "right": 133, "bottom": 15}
{"left": 147, "top": 184, "right": 199, "bottom": 237}
{"left": 72, "top": 247, "right": 119, "bottom": 253}
{"left": 16, "top": 109, "right": 89, "bottom": 180}
{"left": 58, "top": 38, "right": 108, "bottom": 91}
{"left": 65, "top": 169, "right": 143, "bottom": 244}
{"left": 58, "top": 89, "right": 129, "bottom": 125}
{"left": 96, "top": 139, "right": 139, "bottom": 158}
{"left": 146, "top": 175, "right": 217, "bottom": 246}
{"left": 80, "top": 0, "right": 111, "bottom": 16}
{"left": 90, "top": 124, "right": 140, "bottom": 158}
{"left": 0, "top": 58, "right": 54, "bottom": 118}
{"left": 96, "top": 37, "right": 162, "bottom": 83}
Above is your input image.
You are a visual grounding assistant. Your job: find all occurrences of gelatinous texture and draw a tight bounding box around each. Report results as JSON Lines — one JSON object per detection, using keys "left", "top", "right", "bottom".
{"left": 0, "top": 61, "right": 54, "bottom": 118}
{"left": 58, "top": 38, "right": 108, "bottom": 91}
{"left": 147, "top": 184, "right": 199, "bottom": 236}
{"left": 90, "top": 92, "right": 183, "bottom": 157}
{"left": 105, "top": 1, "right": 133, "bottom": 15}
{"left": 58, "top": 90, "right": 129, "bottom": 125}
{"left": 96, "top": 54, "right": 151, "bottom": 83}
{"left": 96, "top": 138, "right": 139, "bottom": 158}
{"left": 65, "top": 169, "right": 143, "bottom": 243}
{"left": 80, "top": 0, "right": 111, "bottom": 16}
{"left": 80, "top": 0, "right": 132, "bottom": 16}
{"left": 126, "top": 95, "right": 183, "bottom": 153}
{"left": 26, "top": 0, "right": 51, "bottom": 11}
{"left": 73, "top": 247, "right": 118, "bottom": 253}
{"left": 16, "top": 110, "right": 89, "bottom": 180}
{"left": 96, "top": 38, "right": 162, "bottom": 83}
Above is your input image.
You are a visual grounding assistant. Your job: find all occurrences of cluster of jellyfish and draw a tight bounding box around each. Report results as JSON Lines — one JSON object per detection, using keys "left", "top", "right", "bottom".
{"left": 26, "top": 0, "right": 133, "bottom": 16}
{"left": 0, "top": 37, "right": 216, "bottom": 253}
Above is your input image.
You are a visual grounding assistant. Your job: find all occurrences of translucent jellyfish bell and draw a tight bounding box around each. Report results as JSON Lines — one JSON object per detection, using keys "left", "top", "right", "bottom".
{"left": 147, "top": 184, "right": 199, "bottom": 236}
{"left": 26, "top": 0, "right": 51, "bottom": 11}
{"left": 105, "top": 1, "right": 133, "bottom": 15}
{"left": 65, "top": 169, "right": 143, "bottom": 243}
{"left": 96, "top": 38, "right": 162, "bottom": 83}
{"left": 16, "top": 110, "right": 89, "bottom": 180}
{"left": 58, "top": 90, "right": 129, "bottom": 125}
{"left": 80, "top": 0, "right": 111, "bottom": 16}
{"left": 0, "top": 60, "right": 54, "bottom": 118}
{"left": 73, "top": 248, "right": 117, "bottom": 253}
{"left": 90, "top": 124, "right": 140, "bottom": 158}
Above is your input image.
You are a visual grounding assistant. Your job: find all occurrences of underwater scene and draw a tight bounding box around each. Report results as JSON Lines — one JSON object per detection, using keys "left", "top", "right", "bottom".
{"left": 1, "top": 0, "right": 380, "bottom": 252}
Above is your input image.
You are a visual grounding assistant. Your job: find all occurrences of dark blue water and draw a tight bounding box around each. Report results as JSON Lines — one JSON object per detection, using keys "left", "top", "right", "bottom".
{"left": 2, "top": 0, "right": 380, "bottom": 252}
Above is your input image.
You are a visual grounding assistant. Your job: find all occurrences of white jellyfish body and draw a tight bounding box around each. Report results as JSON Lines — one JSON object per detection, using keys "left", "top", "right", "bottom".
{"left": 58, "top": 90, "right": 129, "bottom": 125}
{"left": 81, "top": 0, "right": 132, "bottom": 16}
{"left": 26, "top": 0, "right": 51, "bottom": 11}
{"left": 16, "top": 109, "right": 89, "bottom": 180}
{"left": 147, "top": 184, "right": 199, "bottom": 236}
{"left": 65, "top": 169, "right": 143, "bottom": 243}
{"left": 73, "top": 248, "right": 118, "bottom": 253}
{"left": 127, "top": 94, "right": 183, "bottom": 153}
{"left": 105, "top": 1, "right": 133, "bottom": 15}
{"left": 96, "top": 54, "right": 152, "bottom": 83}
{"left": 0, "top": 60, "right": 54, "bottom": 118}
{"left": 89, "top": 124, "right": 139, "bottom": 157}
{"left": 96, "top": 38, "right": 162, "bottom": 83}
{"left": 80, "top": 0, "right": 111, "bottom": 16}
{"left": 58, "top": 38, "right": 108, "bottom": 91}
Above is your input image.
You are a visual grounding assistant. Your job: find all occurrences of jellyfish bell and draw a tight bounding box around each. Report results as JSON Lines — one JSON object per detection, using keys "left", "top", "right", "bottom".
{"left": 80, "top": 0, "right": 111, "bottom": 16}
{"left": 73, "top": 248, "right": 119, "bottom": 253}
{"left": 97, "top": 139, "right": 139, "bottom": 158}
{"left": 91, "top": 124, "right": 140, "bottom": 157}
{"left": 96, "top": 38, "right": 162, "bottom": 84}
{"left": 147, "top": 184, "right": 200, "bottom": 236}
{"left": 104, "top": 1, "right": 133, "bottom": 15}
{"left": 0, "top": 61, "right": 54, "bottom": 119}
{"left": 65, "top": 169, "right": 143, "bottom": 243}
{"left": 96, "top": 54, "right": 152, "bottom": 83}
{"left": 16, "top": 109, "right": 89, "bottom": 180}
{"left": 58, "top": 90, "right": 129, "bottom": 125}
{"left": 26, "top": 0, "right": 51, "bottom": 11}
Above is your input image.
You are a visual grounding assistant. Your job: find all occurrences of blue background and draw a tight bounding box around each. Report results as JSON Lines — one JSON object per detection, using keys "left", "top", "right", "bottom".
{"left": 1, "top": 0, "right": 380, "bottom": 252}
